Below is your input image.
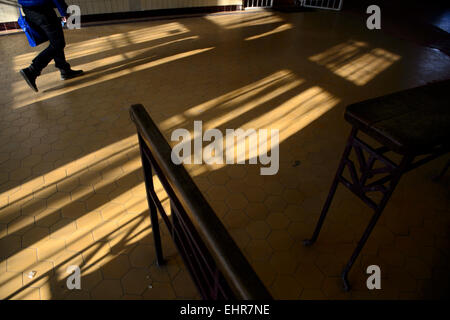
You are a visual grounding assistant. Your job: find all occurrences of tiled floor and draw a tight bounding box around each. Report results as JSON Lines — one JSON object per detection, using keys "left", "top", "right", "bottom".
{"left": 0, "top": 10, "right": 449, "bottom": 300}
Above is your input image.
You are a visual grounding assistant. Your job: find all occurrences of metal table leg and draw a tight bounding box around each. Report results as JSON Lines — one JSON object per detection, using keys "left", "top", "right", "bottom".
{"left": 303, "top": 128, "right": 357, "bottom": 246}
{"left": 304, "top": 128, "right": 415, "bottom": 290}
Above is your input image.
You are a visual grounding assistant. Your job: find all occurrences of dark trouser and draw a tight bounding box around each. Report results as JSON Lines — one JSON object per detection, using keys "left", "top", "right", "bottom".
{"left": 22, "top": 5, "right": 70, "bottom": 74}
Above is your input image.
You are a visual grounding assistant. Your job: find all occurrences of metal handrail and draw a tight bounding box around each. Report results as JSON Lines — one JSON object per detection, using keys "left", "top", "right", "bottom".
{"left": 130, "top": 104, "right": 272, "bottom": 300}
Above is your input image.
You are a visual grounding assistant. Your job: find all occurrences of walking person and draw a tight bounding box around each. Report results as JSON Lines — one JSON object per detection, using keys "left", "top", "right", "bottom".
{"left": 18, "top": 0, "right": 83, "bottom": 92}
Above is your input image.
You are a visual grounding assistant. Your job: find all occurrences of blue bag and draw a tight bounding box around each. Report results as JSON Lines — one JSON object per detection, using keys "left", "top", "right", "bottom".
{"left": 17, "top": 8, "right": 47, "bottom": 47}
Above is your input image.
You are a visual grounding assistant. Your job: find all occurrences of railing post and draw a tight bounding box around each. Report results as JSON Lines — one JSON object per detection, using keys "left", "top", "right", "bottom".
{"left": 138, "top": 133, "right": 164, "bottom": 266}
{"left": 130, "top": 104, "right": 273, "bottom": 300}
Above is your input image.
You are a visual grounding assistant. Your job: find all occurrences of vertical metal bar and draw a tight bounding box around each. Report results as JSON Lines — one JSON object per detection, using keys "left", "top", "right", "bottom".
{"left": 171, "top": 200, "right": 178, "bottom": 240}
{"left": 303, "top": 128, "right": 358, "bottom": 246}
{"left": 138, "top": 134, "right": 164, "bottom": 266}
{"left": 341, "top": 154, "right": 414, "bottom": 291}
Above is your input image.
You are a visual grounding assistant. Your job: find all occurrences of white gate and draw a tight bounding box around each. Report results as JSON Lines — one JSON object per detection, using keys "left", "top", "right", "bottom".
{"left": 301, "top": 0, "right": 343, "bottom": 11}
{"left": 244, "top": 0, "right": 274, "bottom": 9}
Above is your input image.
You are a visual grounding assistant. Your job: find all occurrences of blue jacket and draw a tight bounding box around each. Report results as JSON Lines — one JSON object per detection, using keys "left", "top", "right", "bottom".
{"left": 18, "top": 0, "right": 68, "bottom": 16}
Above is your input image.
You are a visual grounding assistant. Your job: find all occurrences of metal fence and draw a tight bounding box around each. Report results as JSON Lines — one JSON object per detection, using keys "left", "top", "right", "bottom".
{"left": 302, "top": 0, "right": 343, "bottom": 11}
{"left": 244, "top": 0, "right": 274, "bottom": 8}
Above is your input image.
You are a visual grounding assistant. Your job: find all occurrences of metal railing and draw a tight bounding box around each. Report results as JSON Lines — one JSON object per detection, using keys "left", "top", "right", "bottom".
{"left": 244, "top": 0, "right": 274, "bottom": 9}
{"left": 130, "top": 104, "right": 272, "bottom": 300}
{"left": 301, "top": 0, "right": 343, "bottom": 11}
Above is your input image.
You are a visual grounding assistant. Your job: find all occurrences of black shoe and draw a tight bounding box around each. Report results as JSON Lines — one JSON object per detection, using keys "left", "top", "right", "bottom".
{"left": 20, "top": 68, "right": 38, "bottom": 92}
{"left": 60, "top": 68, "right": 84, "bottom": 80}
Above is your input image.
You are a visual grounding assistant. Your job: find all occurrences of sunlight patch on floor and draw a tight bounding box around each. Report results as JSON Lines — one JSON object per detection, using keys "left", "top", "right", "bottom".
{"left": 160, "top": 70, "right": 300, "bottom": 131}
{"left": 13, "top": 22, "right": 191, "bottom": 70}
{"left": 245, "top": 23, "right": 293, "bottom": 41}
{"left": 159, "top": 71, "right": 337, "bottom": 173}
{"left": 205, "top": 11, "right": 283, "bottom": 29}
{"left": 11, "top": 45, "right": 211, "bottom": 110}
{"left": 0, "top": 131, "right": 173, "bottom": 299}
{"left": 309, "top": 40, "right": 401, "bottom": 85}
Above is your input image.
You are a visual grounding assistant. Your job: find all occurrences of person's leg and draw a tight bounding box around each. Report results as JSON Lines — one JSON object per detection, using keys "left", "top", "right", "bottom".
{"left": 21, "top": 6, "right": 62, "bottom": 74}
{"left": 20, "top": 6, "right": 83, "bottom": 91}
{"left": 27, "top": 6, "right": 70, "bottom": 72}
{"left": 30, "top": 44, "right": 55, "bottom": 75}
{"left": 36, "top": 12, "right": 83, "bottom": 80}
{"left": 19, "top": 7, "right": 47, "bottom": 91}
